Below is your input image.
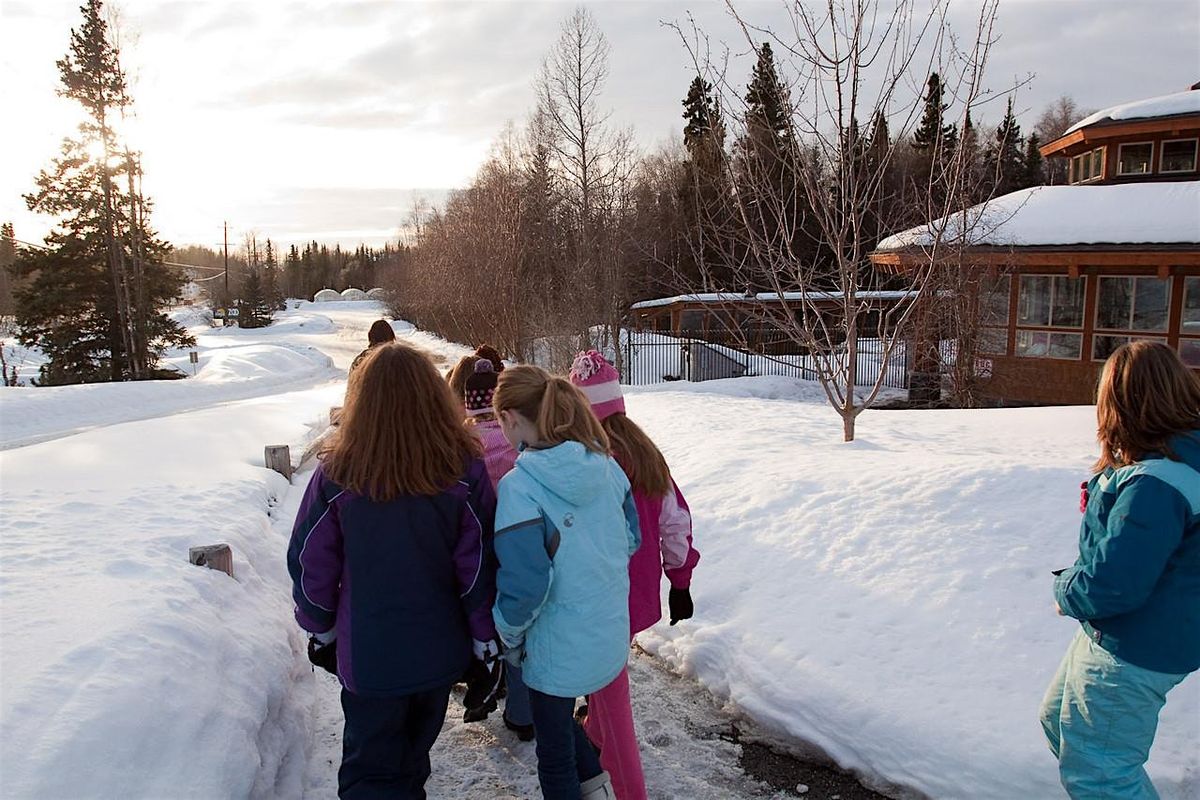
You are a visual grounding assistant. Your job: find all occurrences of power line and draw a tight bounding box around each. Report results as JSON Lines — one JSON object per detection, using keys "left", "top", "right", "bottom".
{"left": 10, "top": 237, "right": 227, "bottom": 273}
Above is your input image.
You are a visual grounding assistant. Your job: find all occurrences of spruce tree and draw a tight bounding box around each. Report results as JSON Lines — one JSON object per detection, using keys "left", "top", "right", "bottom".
{"left": 0, "top": 222, "right": 16, "bottom": 316}
{"left": 13, "top": 0, "right": 191, "bottom": 384}
{"left": 988, "top": 97, "right": 1026, "bottom": 195}
{"left": 238, "top": 268, "right": 271, "bottom": 328}
{"left": 262, "top": 238, "right": 284, "bottom": 309}
{"left": 1023, "top": 133, "right": 1044, "bottom": 189}
{"left": 912, "top": 73, "right": 956, "bottom": 152}
{"left": 680, "top": 76, "right": 733, "bottom": 290}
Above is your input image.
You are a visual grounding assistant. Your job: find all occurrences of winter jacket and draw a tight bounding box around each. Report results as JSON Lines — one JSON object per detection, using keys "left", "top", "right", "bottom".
{"left": 1055, "top": 430, "right": 1200, "bottom": 674}
{"left": 474, "top": 419, "right": 518, "bottom": 494}
{"left": 287, "top": 458, "right": 498, "bottom": 696}
{"left": 628, "top": 480, "right": 700, "bottom": 635}
{"left": 492, "top": 441, "right": 641, "bottom": 698}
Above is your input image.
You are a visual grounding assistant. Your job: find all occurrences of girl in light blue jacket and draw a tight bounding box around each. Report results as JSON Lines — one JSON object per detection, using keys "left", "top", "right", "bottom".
{"left": 491, "top": 365, "right": 640, "bottom": 800}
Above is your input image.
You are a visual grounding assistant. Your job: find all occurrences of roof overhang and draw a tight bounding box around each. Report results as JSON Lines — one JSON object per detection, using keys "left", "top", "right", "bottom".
{"left": 1040, "top": 114, "right": 1200, "bottom": 158}
{"left": 870, "top": 244, "right": 1200, "bottom": 273}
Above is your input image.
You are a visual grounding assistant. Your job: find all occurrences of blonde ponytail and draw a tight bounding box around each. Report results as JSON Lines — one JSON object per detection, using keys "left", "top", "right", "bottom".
{"left": 495, "top": 366, "right": 610, "bottom": 454}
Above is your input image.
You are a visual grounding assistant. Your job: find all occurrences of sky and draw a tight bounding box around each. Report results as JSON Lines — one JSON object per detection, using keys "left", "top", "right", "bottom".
{"left": 2, "top": 0, "right": 1198, "bottom": 252}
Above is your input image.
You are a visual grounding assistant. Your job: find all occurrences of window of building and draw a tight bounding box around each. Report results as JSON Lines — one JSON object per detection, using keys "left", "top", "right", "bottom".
{"left": 1015, "top": 275, "right": 1085, "bottom": 360}
{"left": 1161, "top": 139, "right": 1198, "bottom": 174}
{"left": 1016, "top": 331, "right": 1082, "bottom": 360}
{"left": 1183, "top": 277, "right": 1200, "bottom": 367}
{"left": 1068, "top": 147, "right": 1106, "bottom": 184}
{"left": 1093, "top": 335, "right": 1167, "bottom": 361}
{"left": 979, "top": 275, "right": 1011, "bottom": 355}
{"left": 1096, "top": 276, "right": 1171, "bottom": 332}
{"left": 1117, "top": 142, "right": 1154, "bottom": 175}
{"left": 1018, "top": 275, "right": 1085, "bottom": 328}
{"left": 679, "top": 310, "right": 704, "bottom": 332}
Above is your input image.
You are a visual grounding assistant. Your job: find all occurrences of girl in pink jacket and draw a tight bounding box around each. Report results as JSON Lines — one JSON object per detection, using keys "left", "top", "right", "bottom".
{"left": 570, "top": 350, "right": 701, "bottom": 799}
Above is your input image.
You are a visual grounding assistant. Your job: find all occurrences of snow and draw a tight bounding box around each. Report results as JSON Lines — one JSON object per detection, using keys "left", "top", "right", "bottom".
{"left": 628, "top": 383, "right": 1199, "bottom": 799}
{"left": 632, "top": 291, "right": 914, "bottom": 310}
{"left": 875, "top": 181, "right": 1200, "bottom": 250}
{"left": 1, "top": 299, "right": 1196, "bottom": 799}
{"left": 1065, "top": 88, "right": 1200, "bottom": 135}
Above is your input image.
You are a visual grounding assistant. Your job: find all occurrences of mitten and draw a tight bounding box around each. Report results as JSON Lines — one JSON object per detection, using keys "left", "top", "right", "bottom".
{"left": 462, "top": 657, "right": 504, "bottom": 723}
{"left": 307, "top": 635, "right": 338, "bottom": 675}
{"left": 668, "top": 587, "right": 694, "bottom": 625}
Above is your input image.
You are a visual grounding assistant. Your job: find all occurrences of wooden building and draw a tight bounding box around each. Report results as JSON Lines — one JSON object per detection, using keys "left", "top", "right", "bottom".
{"left": 870, "top": 85, "right": 1200, "bottom": 405}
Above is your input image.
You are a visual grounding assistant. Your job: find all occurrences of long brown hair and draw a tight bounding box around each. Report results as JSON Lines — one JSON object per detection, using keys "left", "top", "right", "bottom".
{"left": 493, "top": 365, "right": 610, "bottom": 454}
{"left": 603, "top": 413, "right": 672, "bottom": 495}
{"left": 446, "top": 355, "right": 480, "bottom": 406}
{"left": 1094, "top": 340, "right": 1200, "bottom": 472}
{"left": 324, "top": 342, "right": 481, "bottom": 499}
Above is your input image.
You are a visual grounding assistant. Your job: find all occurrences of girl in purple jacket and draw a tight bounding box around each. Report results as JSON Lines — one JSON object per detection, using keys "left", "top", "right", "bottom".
{"left": 287, "top": 342, "right": 498, "bottom": 799}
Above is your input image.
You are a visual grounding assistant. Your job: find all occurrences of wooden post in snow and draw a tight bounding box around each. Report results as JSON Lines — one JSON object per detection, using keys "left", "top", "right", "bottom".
{"left": 265, "top": 445, "right": 293, "bottom": 480}
{"left": 189, "top": 544, "right": 234, "bottom": 578}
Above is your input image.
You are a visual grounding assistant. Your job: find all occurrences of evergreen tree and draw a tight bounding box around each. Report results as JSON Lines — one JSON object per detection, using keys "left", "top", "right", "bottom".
{"left": 736, "top": 43, "right": 823, "bottom": 287}
{"left": 262, "top": 238, "right": 284, "bottom": 309}
{"left": 284, "top": 244, "right": 301, "bottom": 300}
{"left": 987, "top": 97, "right": 1026, "bottom": 195}
{"left": 1023, "top": 133, "right": 1045, "bottom": 189}
{"left": 912, "top": 73, "right": 956, "bottom": 152}
{"left": 679, "top": 76, "right": 733, "bottom": 290}
{"left": 238, "top": 268, "right": 271, "bottom": 328}
{"left": 13, "top": 0, "right": 191, "bottom": 384}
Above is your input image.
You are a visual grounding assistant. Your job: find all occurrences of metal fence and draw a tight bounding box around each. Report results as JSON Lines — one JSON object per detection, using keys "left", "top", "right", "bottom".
{"left": 621, "top": 330, "right": 911, "bottom": 390}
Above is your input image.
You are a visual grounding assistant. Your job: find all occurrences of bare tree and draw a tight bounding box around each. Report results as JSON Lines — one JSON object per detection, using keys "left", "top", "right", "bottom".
{"left": 1035, "top": 95, "right": 1091, "bottom": 184}
{"left": 673, "top": 0, "right": 1007, "bottom": 440}
{"left": 536, "top": 7, "right": 637, "bottom": 365}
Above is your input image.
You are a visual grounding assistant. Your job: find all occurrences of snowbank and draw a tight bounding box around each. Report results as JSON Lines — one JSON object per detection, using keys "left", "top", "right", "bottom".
{"left": 875, "top": 182, "right": 1200, "bottom": 251}
{"left": 0, "top": 381, "right": 347, "bottom": 798}
{"left": 632, "top": 386, "right": 1199, "bottom": 799}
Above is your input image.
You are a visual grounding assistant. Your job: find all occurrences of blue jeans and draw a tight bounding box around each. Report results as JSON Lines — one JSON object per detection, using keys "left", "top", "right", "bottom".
{"left": 528, "top": 688, "right": 603, "bottom": 800}
{"left": 505, "top": 663, "right": 533, "bottom": 726}
{"left": 338, "top": 685, "right": 452, "bottom": 799}
{"left": 1040, "top": 630, "right": 1189, "bottom": 799}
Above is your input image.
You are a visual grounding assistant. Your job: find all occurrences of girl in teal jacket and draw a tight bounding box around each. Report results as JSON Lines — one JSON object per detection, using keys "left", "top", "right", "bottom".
{"left": 1041, "top": 341, "right": 1200, "bottom": 799}
{"left": 491, "top": 365, "right": 639, "bottom": 800}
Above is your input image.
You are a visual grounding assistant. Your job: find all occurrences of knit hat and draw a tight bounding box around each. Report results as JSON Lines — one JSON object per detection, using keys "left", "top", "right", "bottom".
{"left": 569, "top": 350, "right": 624, "bottom": 421}
{"left": 464, "top": 359, "right": 499, "bottom": 417}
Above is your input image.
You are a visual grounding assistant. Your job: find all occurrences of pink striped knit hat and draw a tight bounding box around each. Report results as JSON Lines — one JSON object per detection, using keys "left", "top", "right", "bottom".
{"left": 569, "top": 350, "right": 624, "bottom": 421}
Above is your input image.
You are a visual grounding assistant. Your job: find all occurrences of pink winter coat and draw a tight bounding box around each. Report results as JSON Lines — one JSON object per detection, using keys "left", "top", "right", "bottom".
{"left": 474, "top": 419, "right": 518, "bottom": 493}
{"left": 628, "top": 480, "right": 700, "bottom": 635}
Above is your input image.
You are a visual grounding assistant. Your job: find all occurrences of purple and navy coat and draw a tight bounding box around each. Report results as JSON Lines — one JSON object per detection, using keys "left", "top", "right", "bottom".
{"left": 286, "top": 457, "right": 498, "bottom": 696}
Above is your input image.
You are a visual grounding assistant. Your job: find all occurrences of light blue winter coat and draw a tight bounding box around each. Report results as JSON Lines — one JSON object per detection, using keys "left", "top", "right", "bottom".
{"left": 492, "top": 441, "right": 641, "bottom": 698}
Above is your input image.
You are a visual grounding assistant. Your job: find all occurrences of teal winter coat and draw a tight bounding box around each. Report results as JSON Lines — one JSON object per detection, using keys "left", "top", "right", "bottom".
{"left": 492, "top": 441, "right": 641, "bottom": 698}
{"left": 1055, "top": 430, "right": 1200, "bottom": 674}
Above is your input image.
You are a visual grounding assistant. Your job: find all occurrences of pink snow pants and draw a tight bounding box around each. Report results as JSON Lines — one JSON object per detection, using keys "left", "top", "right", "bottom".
{"left": 583, "top": 666, "right": 647, "bottom": 800}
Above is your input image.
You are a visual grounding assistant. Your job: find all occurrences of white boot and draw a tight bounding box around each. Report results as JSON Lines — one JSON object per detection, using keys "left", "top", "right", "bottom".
{"left": 580, "top": 770, "right": 615, "bottom": 800}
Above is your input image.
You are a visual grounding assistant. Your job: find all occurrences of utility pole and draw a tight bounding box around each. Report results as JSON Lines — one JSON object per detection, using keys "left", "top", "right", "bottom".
{"left": 223, "top": 221, "right": 229, "bottom": 306}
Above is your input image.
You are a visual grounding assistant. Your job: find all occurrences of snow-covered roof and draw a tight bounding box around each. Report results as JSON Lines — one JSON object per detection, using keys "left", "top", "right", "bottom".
{"left": 340, "top": 288, "right": 368, "bottom": 301}
{"left": 366, "top": 287, "right": 387, "bottom": 299}
{"left": 313, "top": 289, "right": 341, "bottom": 302}
{"left": 1064, "top": 88, "right": 1200, "bottom": 135}
{"left": 631, "top": 290, "right": 914, "bottom": 310}
{"left": 874, "top": 182, "right": 1200, "bottom": 251}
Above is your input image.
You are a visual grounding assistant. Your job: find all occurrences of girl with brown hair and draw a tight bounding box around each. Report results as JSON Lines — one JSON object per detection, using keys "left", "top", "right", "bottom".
{"left": 570, "top": 351, "right": 700, "bottom": 800}
{"left": 491, "top": 365, "right": 639, "bottom": 800}
{"left": 287, "top": 342, "right": 500, "bottom": 799}
{"left": 1041, "top": 341, "right": 1200, "bottom": 799}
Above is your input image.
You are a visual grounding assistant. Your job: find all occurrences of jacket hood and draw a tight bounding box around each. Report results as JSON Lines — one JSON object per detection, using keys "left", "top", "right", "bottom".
{"left": 1168, "top": 429, "right": 1200, "bottom": 471}
{"left": 515, "top": 441, "right": 610, "bottom": 506}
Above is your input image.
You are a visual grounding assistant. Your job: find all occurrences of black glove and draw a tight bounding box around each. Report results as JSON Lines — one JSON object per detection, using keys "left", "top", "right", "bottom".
{"left": 307, "top": 636, "right": 338, "bottom": 676}
{"left": 668, "top": 587, "right": 694, "bottom": 625}
{"left": 462, "top": 656, "right": 504, "bottom": 723}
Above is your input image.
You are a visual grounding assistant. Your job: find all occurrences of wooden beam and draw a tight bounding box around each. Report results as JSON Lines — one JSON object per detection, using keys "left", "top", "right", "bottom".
{"left": 1041, "top": 115, "right": 1200, "bottom": 157}
{"left": 189, "top": 544, "right": 234, "bottom": 578}
{"left": 265, "top": 445, "right": 293, "bottom": 481}
{"left": 871, "top": 249, "right": 1200, "bottom": 270}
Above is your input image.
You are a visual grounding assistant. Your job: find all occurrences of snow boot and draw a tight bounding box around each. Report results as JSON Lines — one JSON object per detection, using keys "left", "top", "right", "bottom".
{"left": 580, "top": 771, "right": 615, "bottom": 800}
{"left": 503, "top": 712, "right": 535, "bottom": 742}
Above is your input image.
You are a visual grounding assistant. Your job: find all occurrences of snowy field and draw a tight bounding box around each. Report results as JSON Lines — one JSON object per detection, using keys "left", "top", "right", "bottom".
{"left": 1, "top": 300, "right": 1196, "bottom": 799}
